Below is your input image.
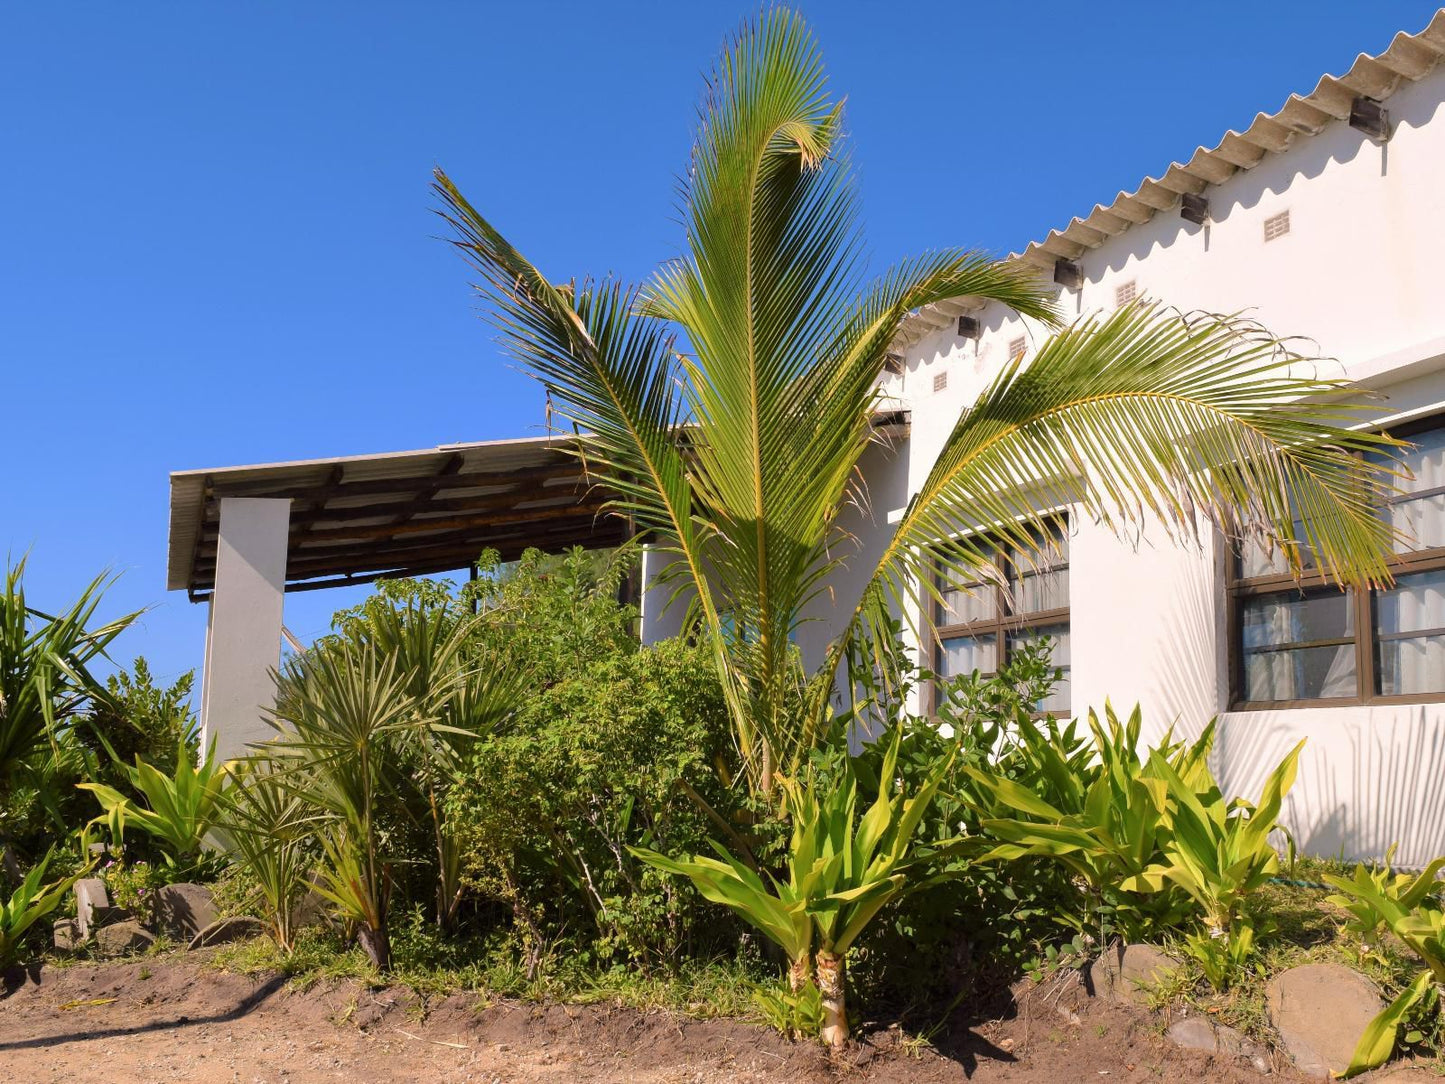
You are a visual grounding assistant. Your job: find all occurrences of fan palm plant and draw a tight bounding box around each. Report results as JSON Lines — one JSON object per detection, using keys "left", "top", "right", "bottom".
{"left": 436, "top": 9, "right": 1398, "bottom": 795}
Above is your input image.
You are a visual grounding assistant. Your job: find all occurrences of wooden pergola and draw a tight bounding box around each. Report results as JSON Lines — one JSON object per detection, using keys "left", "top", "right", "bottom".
{"left": 167, "top": 435, "right": 628, "bottom": 602}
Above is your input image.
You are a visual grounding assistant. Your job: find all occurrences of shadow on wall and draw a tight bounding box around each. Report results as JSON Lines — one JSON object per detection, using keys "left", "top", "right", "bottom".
{"left": 1217, "top": 704, "right": 1445, "bottom": 868}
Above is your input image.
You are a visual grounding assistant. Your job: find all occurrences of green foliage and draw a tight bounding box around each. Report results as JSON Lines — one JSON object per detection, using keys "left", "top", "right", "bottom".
{"left": 79, "top": 739, "right": 229, "bottom": 870}
{"left": 0, "top": 558, "right": 141, "bottom": 868}
{"left": 1, "top": 656, "right": 196, "bottom": 874}
{"left": 634, "top": 726, "right": 958, "bottom": 1044}
{"left": 1325, "top": 853, "right": 1445, "bottom": 1076}
{"left": 101, "top": 858, "right": 161, "bottom": 924}
{"left": 967, "top": 704, "right": 1207, "bottom": 941}
{"left": 446, "top": 638, "right": 735, "bottom": 967}
{"left": 752, "top": 978, "right": 824, "bottom": 1040}
{"left": 216, "top": 763, "right": 314, "bottom": 952}
{"left": 1140, "top": 741, "right": 1301, "bottom": 989}
{"left": 1, "top": 847, "right": 90, "bottom": 965}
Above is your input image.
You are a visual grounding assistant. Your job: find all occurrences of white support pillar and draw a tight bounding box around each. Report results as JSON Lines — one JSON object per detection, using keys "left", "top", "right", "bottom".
{"left": 200, "top": 497, "right": 290, "bottom": 761}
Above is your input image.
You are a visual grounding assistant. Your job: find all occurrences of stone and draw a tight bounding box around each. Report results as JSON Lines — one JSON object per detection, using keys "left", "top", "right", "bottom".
{"left": 1266, "top": 962, "right": 1384, "bottom": 1079}
{"left": 52, "top": 918, "right": 79, "bottom": 952}
{"left": 95, "top": 920, "right": 156, "bottom": 956}
{"left": 188, "top": 915, "right": 266, "bottom": 950}
{"left": 1086, "top": 943, "right": 1181, "bottom": 1006}
{"left": 73, "top": 878, "right": 110, "bottom": 938}
{"left": 152, "top": 883, "right": 218, "bottom": 941}
{"left": 1167, "top": 1016, "right": 1272, "bottom": 1074}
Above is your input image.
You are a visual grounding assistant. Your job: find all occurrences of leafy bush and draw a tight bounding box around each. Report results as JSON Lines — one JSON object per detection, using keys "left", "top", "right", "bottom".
{"left": 216, "top": 763, "right": 314, "bottom": 951}
{"left": 635, "top": 726, "right": 959, "bottom": 1047}
{"left": 1141, "top": 741, "right": 1301, "bottom": 989}
{"left": 1326, "top": 852, "right": 1445, "bottom": 1076}
{"left": 447, "top": 637, "right": 735, "bottom": 970}
{"left": 80, "top": 739, "right": 229, "bottom": 873}
{"left": 1, "top": 848, "right": 91, "bottom": 965}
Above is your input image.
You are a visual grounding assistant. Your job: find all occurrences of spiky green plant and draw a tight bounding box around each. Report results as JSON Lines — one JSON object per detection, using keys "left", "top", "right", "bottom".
{"left": 634, "top": 728, "right": 956, "bottom": 1047}
{"left": 0, "top": 558, "right": 140, "bottom": 867}
{"left": 436, "top": 9, "right": 1398, "bottom": 797}
{"left": 0, "top": 847, "right": 92, "bottom": 965}
{"left": 1326, "top": 853, "right": 1445, "bottom": 1076}
{"left": 267, "top": 643, "right": 420, "bottom": 970}
{"left": 215, "top": 762, "right": 313, "bottom": 952}
{"left": 79, "top": 738, "right": 230, "bottom": 868}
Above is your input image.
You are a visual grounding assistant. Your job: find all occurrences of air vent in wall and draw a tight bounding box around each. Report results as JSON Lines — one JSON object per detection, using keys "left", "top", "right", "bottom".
{"left": 1115, "top": 280, "right": 1137, "bottom": 307}
{"left": 1008, "top": 336, "right": 1026, "bottom": 360}
{"left": 1264, "top": 210, "right": 1291, "bottom": 242}
{"left": 933, "top": 371, "right": 948, "bottom": 393}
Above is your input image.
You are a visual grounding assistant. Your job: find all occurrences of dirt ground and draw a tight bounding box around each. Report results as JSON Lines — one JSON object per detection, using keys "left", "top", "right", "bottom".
{"left": 0, "top": 956, "right": 1305, "bottom": 1083}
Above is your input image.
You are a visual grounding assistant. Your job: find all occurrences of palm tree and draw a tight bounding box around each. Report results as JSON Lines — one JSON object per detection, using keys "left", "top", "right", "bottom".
{"left": 435, "top": 9, "right": 1397, "bottom": 798}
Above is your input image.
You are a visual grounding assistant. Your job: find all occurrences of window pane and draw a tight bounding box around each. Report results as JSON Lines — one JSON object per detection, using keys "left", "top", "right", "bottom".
{"left": 1384, "top": 494, "right": 1445, "bottom": 553}
{"left": 938, "top": 634, "right": 997, "bottom": 680}
{"left": 1376, "top": 569, "right": 1445, "bottom": 695}
{"left": 1239, "top": 519, "right": 1315, "bottom": 578}
{"left": 1244, "top": 644, "right": 1357, "bottom": 701}
{"left": 1009, "top": 529, "right": 1069, "bottom": 615}
{"left": 938, "top": 581, "right": 996, "bottom": 626}
{"left": 1008, "top": 623, "right": 1070, "bottom": 714}
{"left": 1374, "top": 424, "right": 1445, "bottom": 553}
{"left": 1242, "top": 590, "right": 1353, "bottom": 649}
{"left": 1240, "top": 590, "right": 1355, "bottom": 700}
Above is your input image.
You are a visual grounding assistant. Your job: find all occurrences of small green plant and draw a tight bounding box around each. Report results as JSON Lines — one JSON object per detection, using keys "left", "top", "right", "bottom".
{"left": 1, "top": 849, "right": 90, "bottom": 965}
{"left": 752, "top": 979, "right": 824, "bottom": 1040}
{"left": 216, "top": 763, "right": 314, "bottom": 952}
{"left": 79, "top": 738, "right": 230, "bottom": 870}
{"left": 634, "top": 727, "right": 957, "bottom": 1048}
{"left": 102, "top": 858, "right": 160, "bottom": 924}
{"left": 1325, "top": 852, "right": 1445, "bottom": 1077}
{"left": 1138, "top": 740, "right": 1302, "bottom": 990}
{"left": 966, "top": 705, "right": 1207, "bottom": 941}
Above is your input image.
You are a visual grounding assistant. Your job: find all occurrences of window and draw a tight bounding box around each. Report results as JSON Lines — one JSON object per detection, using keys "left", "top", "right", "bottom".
{"left": 933, "top": 520, "right": 1071, "bottom": 713}
{"left": 1008, "top": 336, "right": 1027, "bottom": 360}
{"left": 932, "top": 370, "right": 948, "bottom": 393}
{"left": 1115, "top": 280, "right": 1137, "bottom": 307}
{"left": 1230, "top": 416, "right": 1445, "bottom": 706}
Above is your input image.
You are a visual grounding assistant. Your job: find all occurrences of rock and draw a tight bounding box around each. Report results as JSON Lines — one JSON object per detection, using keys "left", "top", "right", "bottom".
{"left": 52, "top": 918, "right": 79, "bottom": 952}
{"left": 188, "top": 915, "right": 266, "bottom": 950}
{"left": 73, "top": 878, "right": 110, "bottom": 938}
{"left": 288, "top": 880, "right": 330, "bottom": 931}
{"left": 153, "top": 883, "right": 218, "bottom": 941}
{"left": 95, "top": 920, "right": 156, "bottom": 956}
{"left": 1086, "top": 943, "right": 1180, "bottom": 1006}
{"left": 1266, "top": 962, "right": 1384, "bottom": 1079}
{"left": 1167, "top": 1016, "right": 1272, "bottom": 1074}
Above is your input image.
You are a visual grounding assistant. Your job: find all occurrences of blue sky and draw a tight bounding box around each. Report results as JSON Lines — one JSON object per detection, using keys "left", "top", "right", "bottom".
{"left": 2, "top": 1, "right": 1438, "bottom": 689}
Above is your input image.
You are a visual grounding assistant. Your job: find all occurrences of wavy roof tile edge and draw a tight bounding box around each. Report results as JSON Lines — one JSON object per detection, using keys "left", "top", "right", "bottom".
{"left": 893, "top": 10, "right": 1445, "bottom": 348}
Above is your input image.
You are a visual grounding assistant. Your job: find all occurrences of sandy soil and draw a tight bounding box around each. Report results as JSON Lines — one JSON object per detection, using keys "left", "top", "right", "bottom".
{"left": 0, "top": 956, "right": 1305, "bottom": 1082}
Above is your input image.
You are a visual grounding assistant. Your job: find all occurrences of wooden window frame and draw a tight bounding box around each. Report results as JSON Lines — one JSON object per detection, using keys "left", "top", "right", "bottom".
{"left": 1229, "top": 414, "right": 1445, "bottom": 710}
{"left": 928, "top": 521, "right": 1070, "bottom": 715}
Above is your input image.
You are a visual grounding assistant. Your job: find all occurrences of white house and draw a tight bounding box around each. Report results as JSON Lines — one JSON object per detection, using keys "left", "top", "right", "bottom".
{"left": 171, "top": 14, "right": 1445, "bottom": 866}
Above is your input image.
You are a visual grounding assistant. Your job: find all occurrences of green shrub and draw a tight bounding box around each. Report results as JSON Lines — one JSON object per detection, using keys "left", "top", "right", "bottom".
{"left": 447, "top": 637, "right": 736, "bottom": 969}
{"left": 1326, "top": 852, "right": 1445, "bottom": 1076}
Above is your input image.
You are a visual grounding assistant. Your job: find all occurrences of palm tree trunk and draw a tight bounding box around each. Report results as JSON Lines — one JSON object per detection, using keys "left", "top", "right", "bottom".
{"left": 816, "top": 949, "right": 847, "bottom": 1048}
{"left": 358, "top": 921, "right": 390, "bottom": 971}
